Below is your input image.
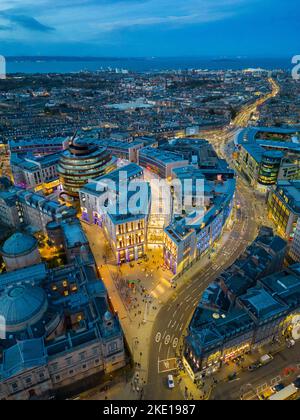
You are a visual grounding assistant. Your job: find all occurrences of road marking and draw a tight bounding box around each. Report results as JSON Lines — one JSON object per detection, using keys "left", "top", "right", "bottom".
{"left": 155, "top": 332, "right": 161, "bottom": 343}
{"left": 173, "top": 338, "right": 179, "bottom": 348}
{"left": 158, "top": 358, "right": 177, "bottom": 374}
{"left": 164, "top": 335, "right": 171, "bottom": 345}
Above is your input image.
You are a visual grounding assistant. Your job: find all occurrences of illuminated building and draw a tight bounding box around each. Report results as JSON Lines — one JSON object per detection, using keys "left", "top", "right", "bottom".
{"left": 10, "top": 153, "right": 60, "bottom": 195}
{"left": 57, "top": 137, "right": 117, "bottom": 203}
{"left": 0, "top": 182, "right": 75, "bottom": 233}
{"left": 9, "top": 137, "right": 66, "bottom": 156}
{"left": 236, "top": 126, "right": 300, "bottom": 191}
{"left": 290, "top": 218, "right": 300, "bottom": 263}
{"left": 164, "top": 166, "right": 236, "bottom": 275}
{"left": 267, "top": 180, "right": 300, "bottom": 240}
{"left": 184, "top": 241, "right": 300, "bottom": 381}
{"left": 138, "top": 146, "right": 189, "bottom": 179}
{"left": 238, "top": 144, "right": 283, "bottom": 189}
{"left": 98, "top": 139, "right": 145, "bottom": 163}
{"left": 80, "top": 164, "right": 150, "bottom": 264}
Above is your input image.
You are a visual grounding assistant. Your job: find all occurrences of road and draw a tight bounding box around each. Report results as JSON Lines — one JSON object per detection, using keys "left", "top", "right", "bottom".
{"left": 214, "top": 341, "right": 300, "bottom": 400}
{"left": 144, "top": 78, "right": 281, "bottom": 400}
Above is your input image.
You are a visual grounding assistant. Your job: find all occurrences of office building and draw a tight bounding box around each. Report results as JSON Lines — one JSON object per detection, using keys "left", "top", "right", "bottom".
{"left": 11, "top": 153, "right": 60, "bottom": 194}
{"left": 267, "top": 180, "right": 300, "bottom": 240}
{"left": 138, "top": 146, "right": 189, "bottom": 179}
{"left": 236, "top": 127, "right": 300, "bottom": 191}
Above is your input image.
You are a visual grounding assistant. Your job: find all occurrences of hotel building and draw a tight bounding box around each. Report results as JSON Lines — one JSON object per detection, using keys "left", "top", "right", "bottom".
{"left": 80, "top": 164, "right": 150, "bottom": 264}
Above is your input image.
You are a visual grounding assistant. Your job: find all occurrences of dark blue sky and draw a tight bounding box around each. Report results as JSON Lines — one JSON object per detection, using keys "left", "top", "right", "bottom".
{"left": 0, "top": 0, "right": 299, "bottom": 57}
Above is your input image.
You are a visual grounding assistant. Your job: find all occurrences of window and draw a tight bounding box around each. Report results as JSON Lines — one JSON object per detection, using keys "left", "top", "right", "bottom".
{"left": 108, "top": 342, "right": 118, "bottom": 353}
{"left": 51, "top": 363, "right": 58, "bottom": 372}
{"left": 66, "top": 357, "right": 73, "bottom": 366}
{"left": 11, "top": 383, "right": 18, "bottom": 392}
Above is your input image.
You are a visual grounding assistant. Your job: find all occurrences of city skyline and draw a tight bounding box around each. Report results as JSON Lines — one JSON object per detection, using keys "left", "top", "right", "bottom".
{"left": 0, "top": 0, "right": 299, "bottom": 57}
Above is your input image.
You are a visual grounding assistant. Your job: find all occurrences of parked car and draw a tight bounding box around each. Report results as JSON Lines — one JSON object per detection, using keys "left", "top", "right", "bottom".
{"left": 271, "top": 383, "right": 285, "bottom": 393}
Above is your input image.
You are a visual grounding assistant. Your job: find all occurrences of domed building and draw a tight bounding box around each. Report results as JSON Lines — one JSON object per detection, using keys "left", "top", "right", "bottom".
{"left": 57, "top": 137, "right": 117, "bottom": 203}
{"left": 1, "top": 232, "right": 41, "bottom": 272}
{"left": 0, "top": 285, "right": 48, "bottom": 334}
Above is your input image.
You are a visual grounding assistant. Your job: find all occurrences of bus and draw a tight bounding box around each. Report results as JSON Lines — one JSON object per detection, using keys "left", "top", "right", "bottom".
{"left": 269, "top": 384, "right": 298, "bottom": 401}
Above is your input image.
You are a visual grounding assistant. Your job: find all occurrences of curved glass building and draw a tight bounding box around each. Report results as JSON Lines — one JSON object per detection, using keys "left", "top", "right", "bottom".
{"left": 58, "top": 137, "right": 117, "bottom": 202}
{"left": 257, "top": 150, "right": 283, "bottom": 186}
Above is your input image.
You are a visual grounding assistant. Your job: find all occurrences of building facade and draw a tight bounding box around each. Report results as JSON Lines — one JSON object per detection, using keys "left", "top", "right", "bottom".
{"left": 58, "top": 137, "right": 117, "bottom": 203}
{"left": 267, "top": 180, "right": 300, "bottom": 241}
{"left": 0, "top": 182, "right": 76, "bottom": 233}
{"left": 80, "top": 164, "right": 150, "bottom": 264}
{"left": 11, "top": 153, "right": 60, "bottom": 194}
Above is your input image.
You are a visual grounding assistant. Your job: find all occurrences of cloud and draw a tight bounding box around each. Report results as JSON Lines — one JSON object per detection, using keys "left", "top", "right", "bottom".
{"left": 0, "top": 10, "right": 54, "bottom": 32}
{"left": 0, "top": 0, "right": 258, "bottom": 50}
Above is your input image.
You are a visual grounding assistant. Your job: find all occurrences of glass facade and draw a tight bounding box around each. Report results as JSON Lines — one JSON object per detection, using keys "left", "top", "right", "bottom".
{"left": 58, "top": 138, "right": 116, "bottom": 202}
{"left": 258, "top": 151, "right": 282, "bottom": 186}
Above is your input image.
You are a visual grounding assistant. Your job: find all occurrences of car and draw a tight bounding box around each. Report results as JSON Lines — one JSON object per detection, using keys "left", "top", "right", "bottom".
{"left": 271, "top": 383, "right": 285, "bottom": 393}
{"left": 287, "top": 339, "right": 296, "bottom": 348}
{"left": 167, "top": 375, "right": 175, "bottom": 389}
{"left": 293, "top": 377, "right": 300, "bottom": 390}
{"left": 248, "top": 362, "right": 262, "bottom": 372}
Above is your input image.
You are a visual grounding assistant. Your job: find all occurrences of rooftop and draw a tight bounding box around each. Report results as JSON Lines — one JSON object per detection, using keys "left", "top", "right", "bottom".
{"left": 1, "top": 232, "right": 38, "bottom": 257}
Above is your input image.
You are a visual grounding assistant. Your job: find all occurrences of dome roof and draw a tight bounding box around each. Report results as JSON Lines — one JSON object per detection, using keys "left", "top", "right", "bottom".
{"left": 104, "top": 311, "right": 113, "bottom": 322}
{"left": 1, "top": 233, "right": 38, "bottom": 256}
{"left": 0, "top": 285, "right": 48, "bottom": 332}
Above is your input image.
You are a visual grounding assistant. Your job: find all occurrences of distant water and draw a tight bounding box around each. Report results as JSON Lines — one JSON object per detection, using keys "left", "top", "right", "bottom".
{"left": 6, "top": 57, "right": 293, "bottom": 74}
